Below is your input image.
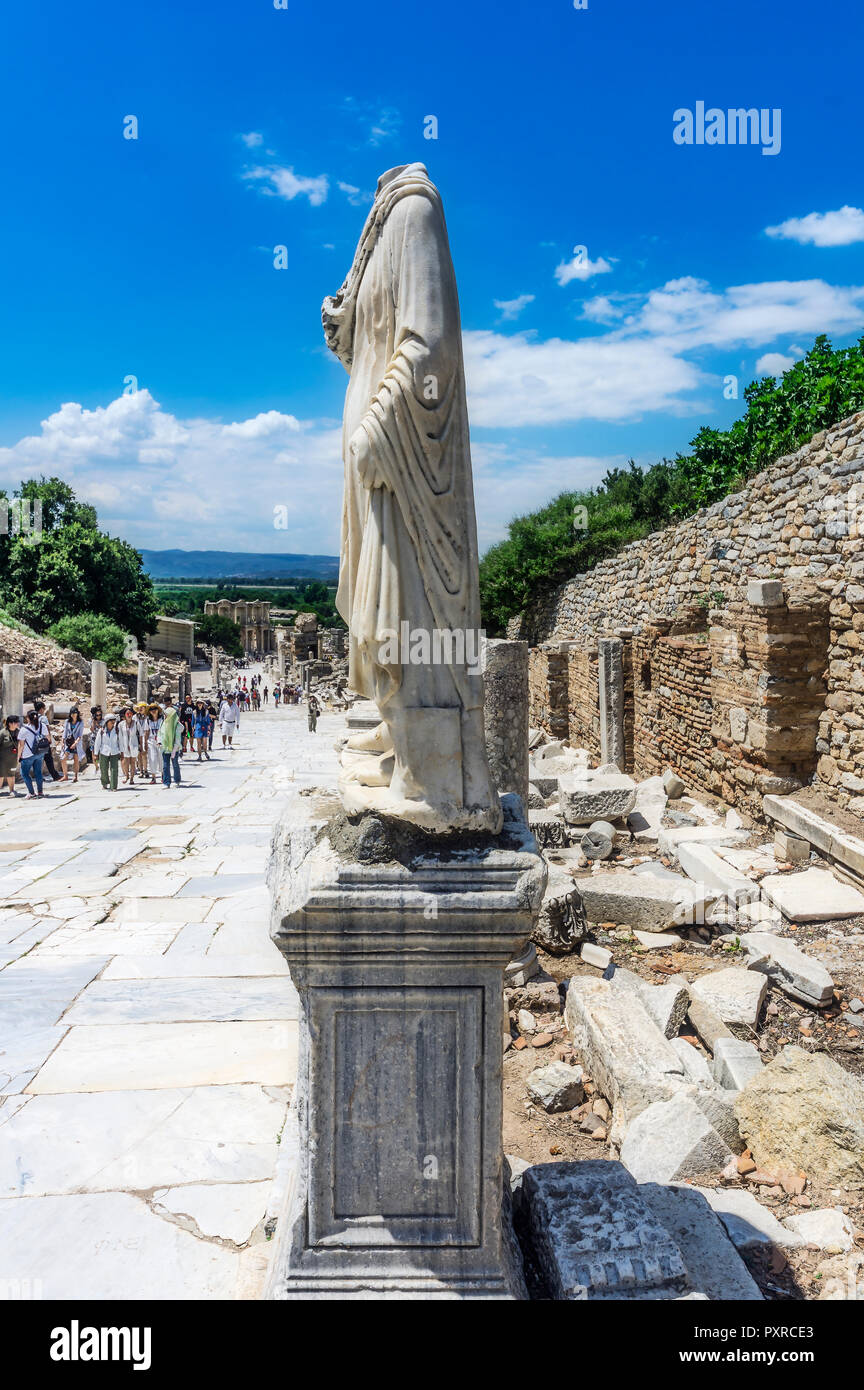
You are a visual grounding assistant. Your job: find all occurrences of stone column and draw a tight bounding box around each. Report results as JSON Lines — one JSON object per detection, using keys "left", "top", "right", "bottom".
{"left": 598, "top": 637, "right": 625, "bottom": 769}
{"left": 482, "top": 638, "right": 529, "bottom": 813}
{"left": 277, "top": 635, "right": 287, "bottom": 680}
{"left": 211, "top": 649, "right": 220, "bottom": 688}
{"left": 1, "top": 663, "right": 25, "bottom": 720}
{"left": 266, "top": 796, "right": 545, "bottom": 1299}
{"left": 90, "top": 659, "right": 108, "bottom": 711}
{"left": 136, "top": 654, "right": 148, "bottom": 704}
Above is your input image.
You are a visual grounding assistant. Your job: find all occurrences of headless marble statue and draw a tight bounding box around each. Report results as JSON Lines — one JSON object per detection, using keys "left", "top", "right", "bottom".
{"left": 323, "top": 163, "right": 502, "bottom": 834}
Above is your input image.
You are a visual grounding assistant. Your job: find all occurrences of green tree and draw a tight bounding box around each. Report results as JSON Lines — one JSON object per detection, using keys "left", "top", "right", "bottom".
{"left": 47, "top": 613, "right": 128, "bottom": 666}
{"left": 196, "top": 614, "right": 244, "bottom": 658}
{"left": 0, "top": 476, "right": 159, "bottom": 642}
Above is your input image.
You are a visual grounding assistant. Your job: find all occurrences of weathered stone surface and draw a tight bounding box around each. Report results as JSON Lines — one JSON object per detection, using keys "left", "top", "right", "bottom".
{"left": 760, "top": 867, "right": 864, "bottom": 922}
{"left": 658, "top": 825, "right": 748, "bottom": 855}
{"left": 687, "top": 997, "right": 734, "bottom": 1051}
{"left": 784, "top": 1208, "right": 856, "bottom": 1253}
{"left": 688, "top": 968, "right": 767, "bottom": 1028}
{"left": 639, "top": 1184, "right": 762, "bottom": 1300}
{"left": 662, "top": 768, "right": 685, "bottom": 799}
{"left": 520, "top": 1161, "right": 688, "bottom": 1300}
{"left": 740, "top": 931, "right": 834, "bottom": 1007}
{"left": 677, "top": 843, "right": 760, "bottom": 905}
{"left": 774, "top": 829, "right": 810, "bottom": 863}
{"left": 713, "top": 1037, "right": 763, "bottom": 1090}
{"left": 670, "top": 1037, "right": 715, "bottom": 1087}
{"left": 576, "top": 870, "right": 712, "bottom": 931}
{"left": 620, "top": 1094, "right": 733, "bottom": 1184}
{"left": 558, "top": 771, "right": 637, "bottom": 826}
{"left": 747, "top": 579, "right": 784, "bottom": 608}
{"left": 564, "top": 977, "right": 687, "bottom": 1139}
{"left": 527, "top": 1062, "right": 584, "bottom": 1113}
{"left": 579, "top": 941, "right": 612, "bottom": 970}
{"left": 699, "top": 1187, "right": 804, "bottom": 1252}
{"left": 735, "top": 1045, "right": 864, "bottom": 1189}
{"left": 609, "top": 966, "right": 689, "bottom": 1038}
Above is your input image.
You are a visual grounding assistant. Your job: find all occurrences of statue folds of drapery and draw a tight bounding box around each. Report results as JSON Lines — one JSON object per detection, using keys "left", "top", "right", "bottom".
{"left": 323, "top": 162, "right": 501, "bottom": 833}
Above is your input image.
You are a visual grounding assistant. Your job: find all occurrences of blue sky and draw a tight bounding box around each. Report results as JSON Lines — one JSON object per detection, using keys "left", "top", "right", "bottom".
{"left": 1, "top": 0, "right": 862, "bottom": 555}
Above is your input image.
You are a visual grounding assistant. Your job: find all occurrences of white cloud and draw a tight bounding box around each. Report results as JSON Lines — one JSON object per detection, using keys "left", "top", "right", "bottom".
{"left": 239, "top": 131, "right": 263, "bottom": 149}
{"left": 765, "top": 205, "right": 864, "bottom": 247}
{"left": 493, "top": 294, "right": 535, "bottom": 321}
{"left": 471, "top": 443, "right": 621, "bottom": 549}
{"left": 755, "top": 351, "right": 800, "bottom": 377}
{"left": 0, "top": 391, "right": 344, "bottom": 553}
{"left": 555, "top": 254, "right": 613, "bottom": 286}
{"left": 243, "top": 165, "right": 329, "bottom": 207}
{"left": 338, "top": 181, "right": 373, "bottom": 208}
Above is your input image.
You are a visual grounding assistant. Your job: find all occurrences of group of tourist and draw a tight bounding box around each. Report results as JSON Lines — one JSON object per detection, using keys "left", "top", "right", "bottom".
{"left": 0, "top": 670, "right": 327, "bottom": 800}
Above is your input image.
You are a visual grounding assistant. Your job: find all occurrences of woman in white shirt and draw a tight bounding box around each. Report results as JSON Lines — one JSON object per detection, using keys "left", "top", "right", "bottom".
{"left": 145, "top": 705, "right": 163, "bottom": 785}
{"left": 93, "top": 715, "right": 122, "bottom": 791}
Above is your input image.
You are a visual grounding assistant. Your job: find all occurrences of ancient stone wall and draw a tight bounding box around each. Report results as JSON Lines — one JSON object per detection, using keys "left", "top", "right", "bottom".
{"left": 528, "top": 647, "right": 569, "bottom": 740}
{"left": 632, "top": 625, "right": 713, "bottom": 791}
{"left": 513, "top": 413, "right": 864, "bottom": 817}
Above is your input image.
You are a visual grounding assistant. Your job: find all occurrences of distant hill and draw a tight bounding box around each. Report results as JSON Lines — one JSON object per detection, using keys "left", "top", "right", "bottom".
{"left": 141, "top": 549, "right": 339, "bottom": 581}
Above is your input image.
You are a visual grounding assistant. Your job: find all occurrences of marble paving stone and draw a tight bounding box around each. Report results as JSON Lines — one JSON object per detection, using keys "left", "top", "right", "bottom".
{"left": 28, "top": 1020, "right": 298, "bottom": 1092}
{"left": 0, "top": 1085, "right": 286, "bottom": 1195}
{"left": 178, "top": 874, "right": 263, "bottom": 897}
{"left": 36, "top": 927, "right": 180, "bottom": 956}
{"left": 108, "top": 876, "right": 192, "bottom": 899}
{"left": 0, "top": 958, "right": 109, "bottom": 1029}
{"left": 101, "top": 951, "right": 289, "bottom": 979}
{"left": 0, "top": 1192, "right": 246, "bottom": 1299}
{"left": 111, "top": 898, "right": 214, "bottom": 923}
{"left": 63, "top": 977, "right": 299, "bottom": 1025}
{"left": 0, "top": 1026, "right": 69, "bottom": 1095}
{"left": 75, "top": 827, "right": 142, "bottom": 841}
{"left": 153, "top": 1181, "right": 271, "bottom": 1245}
{"left": 165, "top": 922, "right": 218, "bottom": 955}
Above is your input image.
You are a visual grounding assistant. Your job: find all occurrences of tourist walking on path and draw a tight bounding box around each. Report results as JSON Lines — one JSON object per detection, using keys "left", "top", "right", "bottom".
{"left": 207, "top": 700, "right": 217, "bottom": 751}
{"left": 93, "top": 715, "right": 121, "bottom": 791}
{"left": 59, "top": 707, "right": 85, "bottom": 783}
{"left": 193, "top": 700, "right": 212, "bottom": 761}
{"left": 1, "top": 715, "right": 20, "bottom": 795}
{"left": 134, "top": 703, "right": 149, "bottom": 779}
{"left": 218, "top": 693, "right": 240, "bottom": 748}
{"left": 145, "top": 705, "right": 163, "bottom": 785}
{"left": 179, "top": 696, "right": 195, "bottom": 754}
{"left": 33, "top": 701, "right": 60, "bottom": 783}
{"left": 17, "top": 711, "right": 48, "bottom": 799}
{"left": 87, "top": 706, "right": 103, "bottom": 767}
{"left": 262, "top": 685, "right": 269, "bottom": 705}
{"left": 273, "top": 683, "right": 281, "bottom": 708}
{"left": 159, "top": 706, "right": 183, "bottom": 788}
{"left": 118, "top": 708, "right": 140, "bottom": 785}
{"left": 307, "top": 694, "right": 320, "bottom": 733}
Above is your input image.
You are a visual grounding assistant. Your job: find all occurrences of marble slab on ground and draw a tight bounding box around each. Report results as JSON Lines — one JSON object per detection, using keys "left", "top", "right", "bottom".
{"left": 63, "top": 977, "right": 299, "bottom": 1025}
{"left": 27, "top": 1020, "right": 298, "bottom": 1092}
{"left": 101, "top": 950, "right": 289, "bottom": 979}
{"left": 0, "top": 1084, "right": 287, "bottom": 1196}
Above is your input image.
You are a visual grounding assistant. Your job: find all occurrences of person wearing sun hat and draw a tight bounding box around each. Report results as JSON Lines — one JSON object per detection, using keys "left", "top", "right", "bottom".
{"left": 145, "top": 704, "right": 163, "bottom": 785}
{"left": 134, "top": 702, "right": 150, "bottom": 779}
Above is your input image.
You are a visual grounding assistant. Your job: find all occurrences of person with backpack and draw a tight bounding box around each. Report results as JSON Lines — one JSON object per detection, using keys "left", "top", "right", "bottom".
{"left": 33, "top": 701, "right": 60, "bottom": 783}
{"left": 93, "top": 714, "right": 122, "bottom": 791}
{"left": 193, "top": 700, "right": 212, "bottom": 761}
{"left": 307, "top": 694, "right": 320, "bottom": 733}
{"left": 1, "top": 715, "right": 20, "bottom": 796}
{"left": 17, "top": 710, "right": 49, "bottom": 798}
{"left": 118, "top": 708, "right": 140, "bottom": 785}
{"left": 59, "top": 706, "right": 85, "bottom": 783}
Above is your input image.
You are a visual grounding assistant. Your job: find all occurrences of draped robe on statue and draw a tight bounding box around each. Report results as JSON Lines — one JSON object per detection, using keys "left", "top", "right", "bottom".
{"left": 323, "top": 163, "right": 501, "bottom": 832}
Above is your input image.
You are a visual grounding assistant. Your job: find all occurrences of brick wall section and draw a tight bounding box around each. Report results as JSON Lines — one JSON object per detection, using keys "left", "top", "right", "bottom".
{"left": 566, "top": 645, "right": 600, "bottom": 758}
{"left": 632, "top": 628, "right": 713, "bottom": 790}
{"left": 509, "top": 413, "right": 864, "bottom": 818}
{"left": 528, "top": 646, "right": 569, "bottom": 740}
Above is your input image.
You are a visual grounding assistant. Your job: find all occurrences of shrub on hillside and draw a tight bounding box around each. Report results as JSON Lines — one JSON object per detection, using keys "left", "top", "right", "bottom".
{"left": 47, "top": 614, "right": 128, "bottom": 667}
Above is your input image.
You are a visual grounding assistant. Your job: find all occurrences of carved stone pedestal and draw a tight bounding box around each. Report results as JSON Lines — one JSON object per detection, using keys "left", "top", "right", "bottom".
{"left": 265, "top": 795, "right": 545, "bottom": 1300}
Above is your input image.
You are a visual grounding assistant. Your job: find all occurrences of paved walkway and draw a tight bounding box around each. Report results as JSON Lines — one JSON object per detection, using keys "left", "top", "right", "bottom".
{"left": 0, "top": 682, "right": 342, "bottom": 1299}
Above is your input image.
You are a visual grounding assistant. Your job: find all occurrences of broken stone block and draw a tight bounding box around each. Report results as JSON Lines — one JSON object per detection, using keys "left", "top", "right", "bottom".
{"left": 528, "top": 809, "right": 569, "bottom": 849}
{"left": 670, "top": 1037, "right": 715, "bottom": 1087}
{"left": 633, "top": 929, "right": 684, "bottom": 950}
{"left": 564, "top": 976, "right": 687, "bottom": 1140}
{"left": 698, "top": 1187, "right": 804, "bottom": 1253}
{"left": 531, "top": 863, "right": 587, "bottom": 956}
{"left": 740, "top": 931, "right": 834, "bottom": 1008}
{"left": 688, "top": 997, "right": 734, "bottom": 1051}
{"left": 713, "top": 1037, "right": 763, "bottom": 1090}
{"left": 734, "top": 1045, "right": 864, "bottom": 1190}
{"left": 609, "top": 965, "right": 689, "bottom": 1038}
{"left": 688, "top": 967, "right": 767, "bottom": 1028}
{"left": 692, "top": 1088, "right": 744, "bottom": 1154}
{"left": 738, "top": 900, "right": 780, "bottom": 928}
{"left": 783, "top": 1208, "right": 856, "bottom": 1253}
{"left": 580, "top": 941, "right": 612, "bottom": 970}
{"left": 662, "top": 768, "right": 686, "bottom": 799}
{"left": 558, "top": 770, "right": 638, "bottom": 826}
{"left": 747, "top": 578, "right": 784, "bottom": 608}
{"left": 639, "top": 1185, "right": 762, "bottom": 1300}
{"left": 576, "top": 870, "right": 712, "bottom": 931}
{"left": 520, "top": 1161, "right": 689, "bottom": 1300}
{"left": 729, "top": 707, "right": 749, "bottom": 743}
{"left": 677, "top": 842, "right": 760, "bottom": 905}
{"left": 620, "top": 1093, "right": 733, "bottom": 1184}
{"left": 527, "top": 1061, "right": 585, "bottom": 1113}
{"left": 760, "top": 867, "right": 864, "bottom": 922}
{"left": 580, "top": 821, "right": 616, "bottom": 860}
{"left": 658, "top": 824, "right": 748, "bottom": 855}
{"left": 774, "top": 829, "right": 810, "bottom": 863}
